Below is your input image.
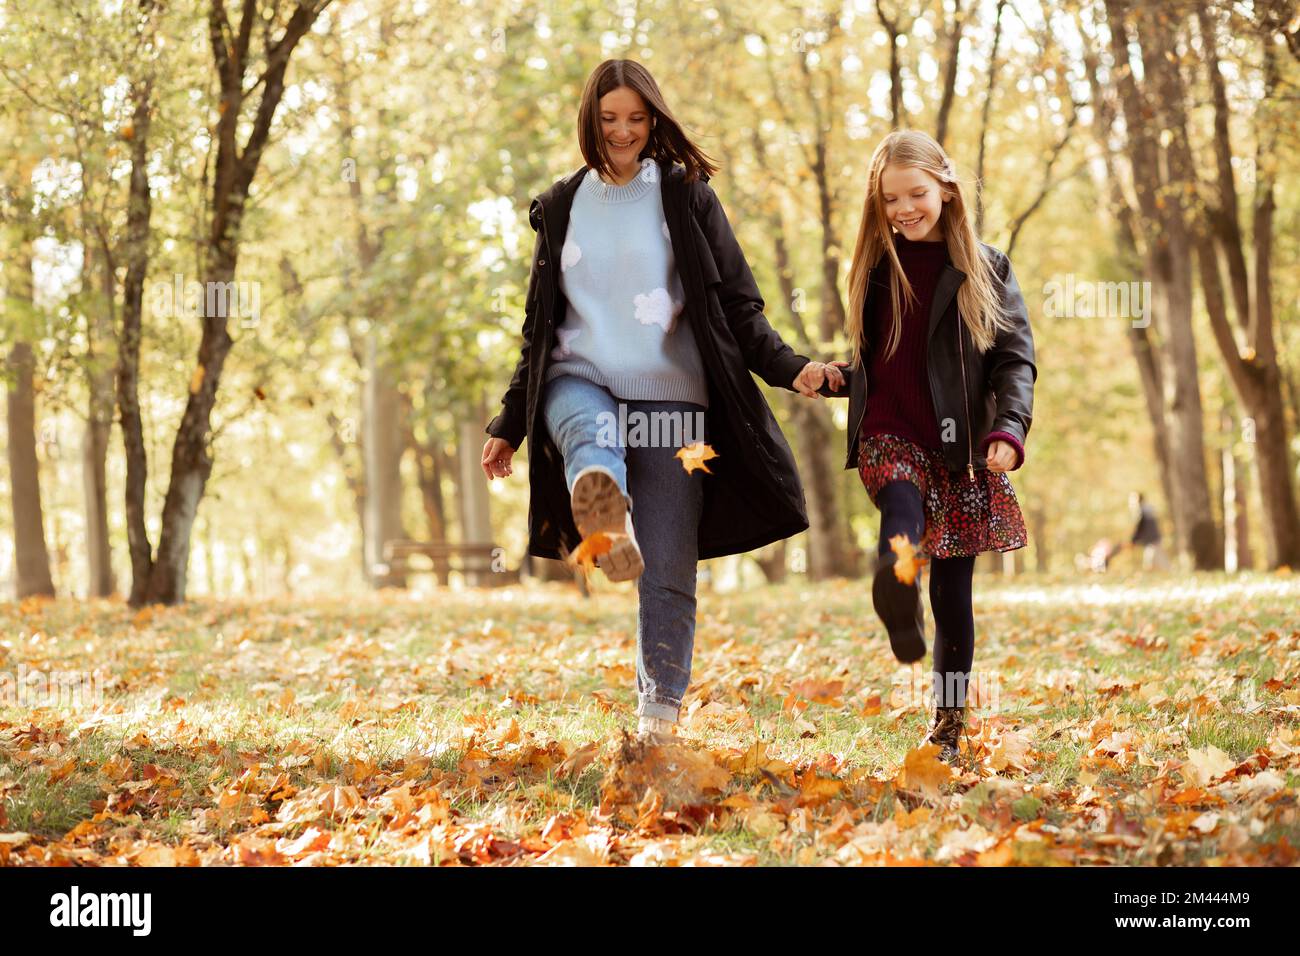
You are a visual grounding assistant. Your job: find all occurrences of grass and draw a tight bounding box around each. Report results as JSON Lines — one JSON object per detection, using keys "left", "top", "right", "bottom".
{"left": 1, "top": 570, "right": 1298, "bottom": 865}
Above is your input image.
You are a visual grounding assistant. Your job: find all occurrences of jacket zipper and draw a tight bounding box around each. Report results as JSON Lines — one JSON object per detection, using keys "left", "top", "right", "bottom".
{"left": 957, "top": 315, "right": 974, "bottom": 481}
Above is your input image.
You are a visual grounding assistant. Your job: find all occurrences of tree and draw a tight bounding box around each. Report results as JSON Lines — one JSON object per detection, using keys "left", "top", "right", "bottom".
{"left": 139, "top": 0, "right": 332, "bottom": 604}
{"left": 1190, "top": 2, "right": 1300, "bottom": 568}
{"left": 1087, "top": 0, "right": 1222, "bottom": 569}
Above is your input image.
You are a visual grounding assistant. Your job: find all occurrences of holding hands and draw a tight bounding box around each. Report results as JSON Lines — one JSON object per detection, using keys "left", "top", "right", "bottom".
{"left": 793, "top": 360, "right": 851, "bottom": 399}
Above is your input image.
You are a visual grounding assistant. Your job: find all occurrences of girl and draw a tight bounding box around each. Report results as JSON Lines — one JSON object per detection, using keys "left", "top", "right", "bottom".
{"left": 480, "top": 59, "right": 844, "bottom": 739}
{"left": 828, "top": 130, "right": 1036, "bottom": 765}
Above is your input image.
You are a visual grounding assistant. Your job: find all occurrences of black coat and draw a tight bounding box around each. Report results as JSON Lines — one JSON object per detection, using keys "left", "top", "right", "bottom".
{"left": 486, "top": 160, "right": 814, "bottom": 561}
{"left": 821, "top": 243, "right": 1037, "bottom": 476}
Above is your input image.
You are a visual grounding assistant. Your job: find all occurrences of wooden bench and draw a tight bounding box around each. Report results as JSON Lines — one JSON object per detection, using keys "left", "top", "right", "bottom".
{"left": 382, "top": 540, "right": 520, "bottom": 586}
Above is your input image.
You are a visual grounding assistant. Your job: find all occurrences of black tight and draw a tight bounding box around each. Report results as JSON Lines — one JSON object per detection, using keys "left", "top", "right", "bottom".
{"left": 875, "top": 480, "right": 977, "bottom": 707}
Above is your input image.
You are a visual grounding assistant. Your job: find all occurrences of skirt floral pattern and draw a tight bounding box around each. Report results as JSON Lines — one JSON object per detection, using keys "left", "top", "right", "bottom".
{"left": 858, "top": 432, "right": 1027, "bottom": 559}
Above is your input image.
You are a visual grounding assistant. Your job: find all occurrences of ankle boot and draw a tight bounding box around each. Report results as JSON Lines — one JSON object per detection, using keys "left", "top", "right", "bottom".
{"left": 927, "top": 705, "right": 966, "bottom": 765}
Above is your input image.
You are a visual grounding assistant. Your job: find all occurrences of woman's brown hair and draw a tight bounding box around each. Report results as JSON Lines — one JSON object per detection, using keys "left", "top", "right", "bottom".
{"left": 577, "top": 59, "right": 718, "bottom": 183}
{"left": 845, "top": 130, "right": 1012, "bottom": 367}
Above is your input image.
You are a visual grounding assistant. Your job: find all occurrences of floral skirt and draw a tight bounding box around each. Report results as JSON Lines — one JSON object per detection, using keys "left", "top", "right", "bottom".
{"left": 858, "top": 433, "right": 1027, "bottom": 559}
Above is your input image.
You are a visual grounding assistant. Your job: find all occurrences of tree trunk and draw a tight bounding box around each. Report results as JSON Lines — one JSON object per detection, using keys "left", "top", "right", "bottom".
{"left": 1234, "top": 435, "right": 1253, "bottom": 572}
{"left": 1028, "top": 504, "right": 1049, "bottom": 573}
{"left": 790, "top": 398, "right": 860, "bottom": 580}
{"left": 363, "top": 332, "right": 409, "bottom": 588}
{"left": 82, "top": 243, "right": 116, "bottom": 598}
{"left": 117, "top": 69, "right": 156, "bottom": 606}
{"left": 1185, "top": 11, "right": 1300, "bottom": 567}
{"left": 457, "top": 401, "right": 494, "bottom": 586}
{"left": 1080, "top": 33, "right": 1177, "bottom": 521}
{"left": 403, "top": 392, "right": 451, "bottom": 586}
{"left": 6, "top": 341, "right": 56, "bottom": 600}
{"left": 974, "top": 0, "right": 1007, "bottom": 234}
{"left": 933, "top": 0, "right": 967, "bottom": 148}
{"left": 876, "top": 2, "right": 906, "bottom": 128}
{"left": 1101, "top": 0, "right": 1220, "bottom": 569}
{"left": 755, "top": 541, "right": 788, "bottom": 584}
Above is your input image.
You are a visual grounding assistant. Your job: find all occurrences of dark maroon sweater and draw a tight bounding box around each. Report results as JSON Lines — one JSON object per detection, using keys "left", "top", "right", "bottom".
{"left": 860, "top": 233, "right": 949, "bottom": 451}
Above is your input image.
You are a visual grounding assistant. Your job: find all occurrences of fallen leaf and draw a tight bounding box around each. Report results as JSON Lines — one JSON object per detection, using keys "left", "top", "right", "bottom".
{"left": 1182, "top": 745, "right": 1235, "bottom": 788}
{"left": 558, "top": 742, "right": 601, "bottom": 779}
{"left": 896, "top": 743, "right": 954, "bottom": 799}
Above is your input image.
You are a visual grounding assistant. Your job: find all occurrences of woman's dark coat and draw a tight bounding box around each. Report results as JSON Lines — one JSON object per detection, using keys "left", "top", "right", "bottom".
{"left": 822, "top": 244, "right": 1037, "bottom": 476}
{"left": 486, "top": 159, "right": 814, "bottom": 561}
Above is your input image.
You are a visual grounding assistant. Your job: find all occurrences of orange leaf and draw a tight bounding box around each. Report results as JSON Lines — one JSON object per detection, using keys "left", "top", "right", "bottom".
{"left": 889, "top": 534, "right": 927, "bottom": 585}
{"left": 675, "top": 442, "right": 718, "bottom": 475}
{"left": 569, "top": 532, "right": 613, "bottom": 572}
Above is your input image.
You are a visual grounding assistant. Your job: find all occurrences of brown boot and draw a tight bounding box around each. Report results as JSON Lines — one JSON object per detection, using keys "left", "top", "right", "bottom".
{"left": 927, "top": 705, "right": 967, "bottom": 765}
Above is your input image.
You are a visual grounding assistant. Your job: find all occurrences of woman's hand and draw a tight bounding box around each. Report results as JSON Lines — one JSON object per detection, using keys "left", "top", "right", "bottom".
{"left": 481, "top": 437, "right": 516, "bottom": 480}
{"left": 793, "top": 360, "right": 849, "bottom": 398}
{"left": 985, "top": 440, "right": 1017, "bottom": 473}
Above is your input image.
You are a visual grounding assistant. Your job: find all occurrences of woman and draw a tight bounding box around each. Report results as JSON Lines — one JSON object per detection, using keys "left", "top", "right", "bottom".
{"left": 481, "top": 59, "right": 843, "bottom": 738}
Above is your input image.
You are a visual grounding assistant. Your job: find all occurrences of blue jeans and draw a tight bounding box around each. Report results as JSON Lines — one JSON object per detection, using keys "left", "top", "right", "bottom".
{"left": 542, "top": 374, "right": 705, "bottom": 723}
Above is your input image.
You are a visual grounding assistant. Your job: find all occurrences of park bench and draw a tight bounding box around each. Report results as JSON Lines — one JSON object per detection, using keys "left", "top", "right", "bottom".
{"left": 381, "top": 539, "right": 519, "bottom": 586}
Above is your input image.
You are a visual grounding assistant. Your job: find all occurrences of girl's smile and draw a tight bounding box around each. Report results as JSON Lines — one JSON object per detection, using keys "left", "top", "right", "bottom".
{"left": 880, "top": 163, "right": 949, "bottom": 242}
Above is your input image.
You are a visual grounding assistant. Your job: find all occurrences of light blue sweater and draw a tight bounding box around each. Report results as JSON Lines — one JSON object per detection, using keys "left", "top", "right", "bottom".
{"left": 544, "top": 161, "right": 709, "bottom": 408}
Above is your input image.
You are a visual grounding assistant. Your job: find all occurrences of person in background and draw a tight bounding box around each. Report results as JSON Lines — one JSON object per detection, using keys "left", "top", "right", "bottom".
{"left": 1129, "top": 492, "right": 1167, "bottom": 570}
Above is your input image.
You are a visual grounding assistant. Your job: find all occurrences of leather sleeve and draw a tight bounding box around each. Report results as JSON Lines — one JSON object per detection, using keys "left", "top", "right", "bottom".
{"left": 816, "top": 360, "right": 859, "bottom": 398}
{"left": 984, "top": 251, "right": 1037, "bottom": 450}
{"left": 693, "top": 183, "right": 809, "bottom": 390}
{"left": 485, "top": 204, "right": 545, "bottom": 450}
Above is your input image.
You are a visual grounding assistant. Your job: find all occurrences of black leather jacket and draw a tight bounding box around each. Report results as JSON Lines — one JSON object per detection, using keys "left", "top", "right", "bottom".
{"left": 822, "top": 244, "right": 1036, "bottom": 475}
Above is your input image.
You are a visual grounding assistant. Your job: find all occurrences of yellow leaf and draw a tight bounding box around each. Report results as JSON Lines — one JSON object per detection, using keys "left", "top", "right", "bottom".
{"left": 1182, "top": 745, "right": 1235, "bottom": 788}
{"left": 675, "top": 442, "right": 719, "bottom": 475}
{"left": 896, "top": 743, "right": 954, "bottom": 799}
{"left": 987, "top": 729, "right": 1035, "bottom": 773}
{"left": 190, "top": 364, "right": 206, "bottom": 395}
{"left": 894, "top": 804, "right": 932, "bottom": 828}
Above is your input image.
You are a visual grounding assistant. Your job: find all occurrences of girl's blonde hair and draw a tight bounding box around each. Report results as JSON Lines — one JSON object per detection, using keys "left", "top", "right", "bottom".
{"left": 845, "top": 130, "right": 1011, "bottom": 367}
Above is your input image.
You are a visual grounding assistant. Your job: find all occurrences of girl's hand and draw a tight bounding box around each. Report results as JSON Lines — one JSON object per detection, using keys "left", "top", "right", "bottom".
{"left": 793, "top": 360, "right": 847, "bottom": 398}
{"left": 481, "top": 437, "right": 516, "bottom": 480}
{"left": 985, "top": 440, "right": 1017, "bottom": 473}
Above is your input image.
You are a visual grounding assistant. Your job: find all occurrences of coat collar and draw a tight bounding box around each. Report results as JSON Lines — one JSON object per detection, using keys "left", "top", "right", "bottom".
{"left": 529, "top": 159, "right": 695, "bottom": 234}
{"left": 868, "top": 242, "right": 967, "bottom": 342}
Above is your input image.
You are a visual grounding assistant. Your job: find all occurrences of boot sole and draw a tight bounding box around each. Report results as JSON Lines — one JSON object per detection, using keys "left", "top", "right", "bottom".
{"left": 572, "top": 469, "right": 643, "bottom": 583}
{"left": 872, "top": 552, "right": 927, "bottom": 663}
